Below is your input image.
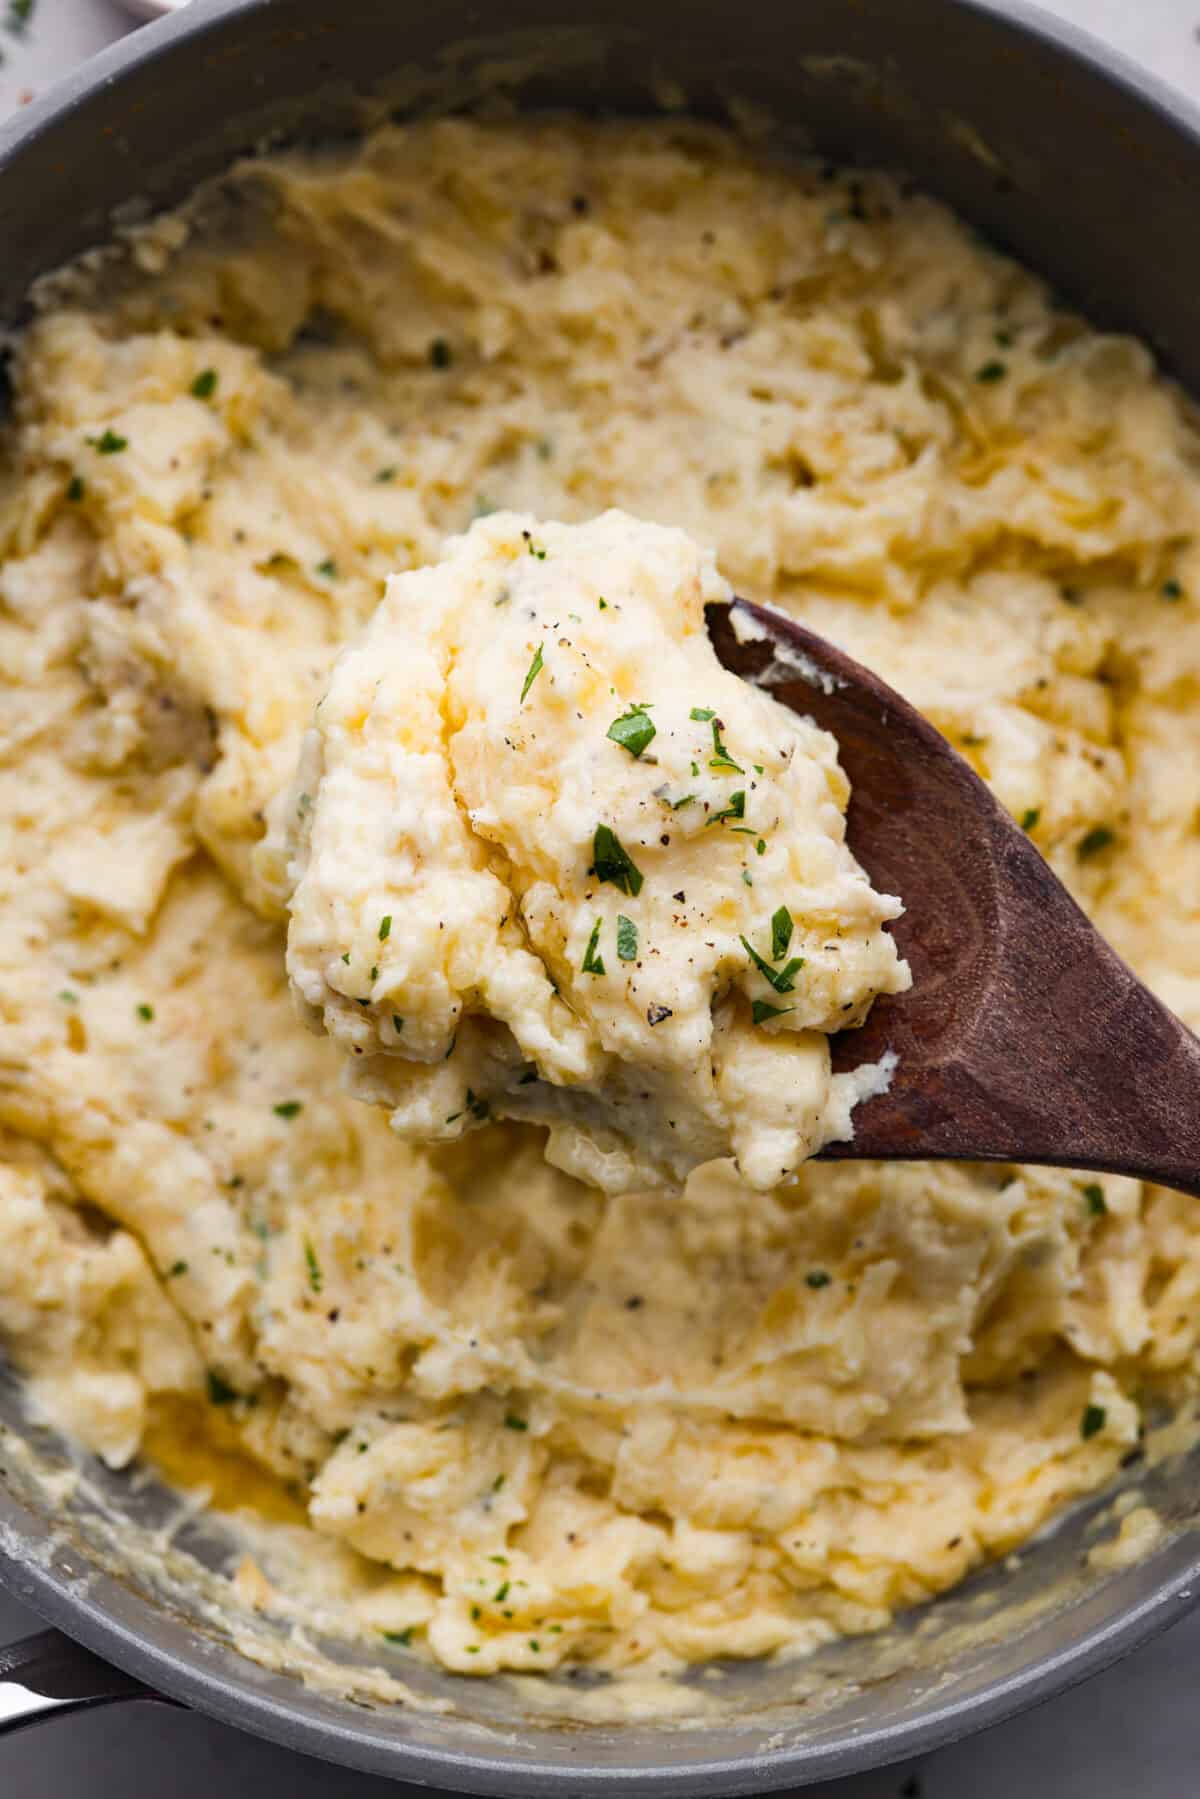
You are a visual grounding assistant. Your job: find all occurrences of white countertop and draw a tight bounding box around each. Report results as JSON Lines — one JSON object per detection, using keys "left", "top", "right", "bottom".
{"left": 2, "top": 2, "right": 1200, "bottom": 1796}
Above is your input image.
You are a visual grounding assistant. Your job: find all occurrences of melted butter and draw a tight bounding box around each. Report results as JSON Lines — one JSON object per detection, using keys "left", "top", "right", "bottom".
{"left": 142, "top": 1398, "right": 309, "bottom": 1527}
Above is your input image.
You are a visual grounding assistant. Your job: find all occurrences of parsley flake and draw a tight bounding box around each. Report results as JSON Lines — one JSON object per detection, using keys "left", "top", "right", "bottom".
{"left": 1080, "top": 1403, "right": 1106, "bottom": 1440}
{"left": 690, "top": 707, "right": 715, "bottom": 721}
{"left": 581, "top": 917, "right": 606, "bottom": 975}
{"left": 751, "top": 999, "right": 793, "bottom": 1025}
{"left": 704, "top": 790, "right": 746, "bottom": 828}
{"left": 315, "top": 557, "right": 337, "bottom": 579}
{"left": 708, "top": 719, "right": 743, "bottom": 773}
{"left": 592, "top": 825, "right": 644, "bottom": 896}
{"left": 375, "top": 466, "right": 397, "bottom": 483}
{"left": 382, "top": 1628, "right": 413, "bottom": 1646}
{"left": 1083, "top": 1183, "right": 1107, "bottom": 1216}
{"left": 742, "top": 936, "right": 804, "bottom": 992}
{"left": 66, "top": 475, "right": 84, "bottom": 503}
{"left": 520, "top": 644, "right": 545, "bottom": 703}
{"left": 504, "top": 1413, "right": 528, "bottom": 1432}
{"left": 304, "top": 1238, "right": 323, "bottom": 1293}
{"left": 1020, "top": 807, "right": 1041, "bottom": 832}
{"left": 91, "top": 428, "right": 127, "bottom": 454}
{"left": 1078, "top": 825, "right": 1116, "bottom": 860}
{"left": 606, "top": 704, "right": 656, "bottom": 759}
{"left": 771, "top": 906, "right": 794, "bottom": 960}
{"left": 273, "top": 1099, "right": 303, "bottom": 1120}
{"left": 136, "top": 1003, "right": 154, "bottom": 1022}
{"left": 378, "top": 914, "right": 392, "bottom": 941}
{"left": 617, "top": 915, "right": 638, "bottom": 961}
{"left": 165, "top": 1259, "right": 188, "bottom": 1279}
{"left": 190, "top": 368, "right": 218, "bottom": 400}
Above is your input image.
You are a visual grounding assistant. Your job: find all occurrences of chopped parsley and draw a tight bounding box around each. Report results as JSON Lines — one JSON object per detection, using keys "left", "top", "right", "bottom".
{"left": 690, "top": 707, "right": 715, "bottom": 721}
{"left": 1161, "top": 578, "right": 1183, "bottom": 600}
{"left": 429, "top": 338, "right": 453, "bottom": 369}
{"left": 592, "top": 825, "right": 644, "bottom": 896}
{"left": 57, "top": 990, "right": 78, "bottom": 1005}
{"left": 494, "top": 1581, "right": 510, "bottom": 1602}
{"left": 1080, "top": 1403, "right": 1106, "bottom": 1441}
{"left": 315, "top": 557, "right": 337, "bottom": 579}
{"left": 382, "top": 1628, "right": 414, "bottom": 1646}
{"left": 975, "top": 360, "right": 1007, "bottom": 383}
{"left": 304, "top": 1238, "right": 323, "bottom": 1293}
{"left": 378, "top": 914, "right": 392, "bottom": 941}
{"left": 273, "top": 1099, "right": 303, "bottom": 1120}
{"left": 341, "top": 952, "right": 351, "bottom": 964}
{"left": 581, "top": 917, "right": 606, "bottom": 975}
{"left": 771, "top": 905, "right": 794, "bottom": 960}
{"left": 90, "top": 428, "right": 127, "bottom": 454}
{"left": 1077, "top": 825, "right": 1116, "bottom": 860}
{"left": 206, "top": 1369, "right": 238, "bottom": 1406}
{"left": 742, "top": 935, "right": 804, "bottom": 993}
{"left": 1019, "top": 807, "right": 1041, "bottom": 832}
{"left": 520, "top": 643, "right": 545, "bottom": 703}
{"left": 1082, "top": 1183, "right": 1107, "bottom": 1217}
{"left": 704, "top": 789, "right": 746, "bottom": 828}
{"left": 374, "top": 466, "right": 397, "bottom": 483}
{"left": 190, "top": 368, "right": 218, "bottom": 400}
{"left": 135, "top": 1003, "right": 154, "bottom": 1022}
{"left": 616, "top": 915, "right": 638, "bottom": 961}
{"left": 752, "top": 1000, "right": 793, "bottom": 1025}
{"left": 805, "top": 1270, "right": 832, "bottom": 1289}
{"left": 708, "top": 718, "right": 743, "bottom": 773}
{"left": 606, "top": 704, "right": 656, "bottom": 759}
{"left": 165, "top": 1260, "right": 188, "bottom": 1279}
{"left": 504, "top": 1413, "right": 528, "bottom": 1432}
{"left": 66, "top": 475, "right": 84, "bottom": 503}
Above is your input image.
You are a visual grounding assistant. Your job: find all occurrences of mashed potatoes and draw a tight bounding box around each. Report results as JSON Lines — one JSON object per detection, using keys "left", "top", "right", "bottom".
{"left": 271, "top": 508, "right": 908, "bottom": 1191}
{"left": 0, "top": 117, "right": 1198, "bottom": 1679}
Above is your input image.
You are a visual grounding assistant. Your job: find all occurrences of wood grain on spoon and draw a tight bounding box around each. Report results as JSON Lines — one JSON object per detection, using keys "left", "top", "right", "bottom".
{"left": 707, "top": 597, "right": 1200, "bottom": 1199}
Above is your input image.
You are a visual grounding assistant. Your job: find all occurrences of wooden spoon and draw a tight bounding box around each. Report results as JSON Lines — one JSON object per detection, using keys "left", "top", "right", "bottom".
{"left": 707, "top": 596, "right": 1200, "bottom": 1199}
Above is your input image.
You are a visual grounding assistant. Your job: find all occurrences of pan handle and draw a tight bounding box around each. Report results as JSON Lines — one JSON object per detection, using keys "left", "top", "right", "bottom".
{"left": 0, "top": 1627, "right": 170, "bottom": 1736}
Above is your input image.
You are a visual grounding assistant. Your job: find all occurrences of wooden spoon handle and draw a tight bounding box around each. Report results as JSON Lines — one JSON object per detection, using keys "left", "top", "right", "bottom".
{"left": 710, "top": 598, "right": 1200, "bottom": 1199}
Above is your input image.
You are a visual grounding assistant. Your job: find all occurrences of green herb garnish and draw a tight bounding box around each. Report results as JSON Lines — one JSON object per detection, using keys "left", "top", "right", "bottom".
{"left": 1080, "top": 1403, "right": 1106, "bottom": 1440}
{"left": 273, "top": 1099, "right": 303, "bottom": 1120}
{"left": 581, "top": 917, "right": 606, "bottom": 975}
{"left": 315, "top": 557, "right": 337, "bottom": 579}
{"left": 374, "top": 466, "right": 397, "bottom": 483}
{"left": 66, "top": 475, "right": 84, "bottom": 503}
{"left": 1020, "top": 807, "right": 1041, "bottom": 832}
{"left": 708, "top": 719, "right": 743, "bottom": 773}
{"left": 616, "top": 915, "right": 638, "bottom": 961}
{"left": 1078, "top": 825, "right": 1116, "bottom": 859}
{"left": 304, "top": 1238, "right": 323, "bottom": 1293}
{"left": 704, "top": 790, "right": 746, "bottom": 828}
{"left": 742, "top": 935, "right": 804, "bottom": 992}
{"left": 378, "top": 914, "right": 392, "bottom": 941}
{"left": 592, "top": 825, "right": 644, "bottom": 896}
{"left": 504, "top": 1413, "right": 528, "bottom": 1432}
{"left": 690, "top": 707, "right": 715, "bottom": 721}
{"left": 91, "top": 428, "right": 127, "bottom": 454}
{"left": 752, "top": 1000, "right": 793, "bottom": 1025}
{"left": 382, "top": 1628, "right": 414, "bottom": 1645}
{"left": 136, "top": 1003, "right": 154, "bottom": 1021}
{"left": 165, "top": 1259, "right": 188, "bottom": 1279}
{"left": 1083, "top": 1183, "right": 1107, "bottom": 1216}
{"left": 520, "top": 643, "right": 544, "bottom": 703}
{"left": 606, "top": 705, "right": 656, "bottom": 759}
{"left": 771, "top": 906, "right": 794, "bottom": 960}
{"left": 190, "top": 368, "right": 218, "bottom": 400}
{"left": 494, "top": 1581, "right": 510, "bottom": 1602}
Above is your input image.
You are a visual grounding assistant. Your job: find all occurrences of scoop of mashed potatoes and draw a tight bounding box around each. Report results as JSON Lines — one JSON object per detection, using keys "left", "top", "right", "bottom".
{"left": 268, "top": 510, "right": 909, "bottom": 1190}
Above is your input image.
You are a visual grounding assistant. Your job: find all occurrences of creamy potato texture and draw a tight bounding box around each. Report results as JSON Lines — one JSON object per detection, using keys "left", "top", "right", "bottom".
{"left": 272, "top": 508, "right": 907, "bottom": 1192}
{"left": 0, "top": 118, "right": 1199, "bottom": 1679}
